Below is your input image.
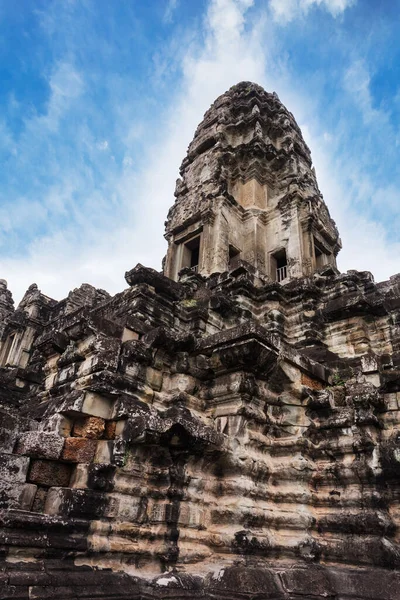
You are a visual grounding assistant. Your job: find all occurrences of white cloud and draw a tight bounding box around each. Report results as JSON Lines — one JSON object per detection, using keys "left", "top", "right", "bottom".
{"left": 270, "top": 0, "right": 356, "bottom": 22}
{"left": 37, "top": 62, "right": 84, "bottom": 133}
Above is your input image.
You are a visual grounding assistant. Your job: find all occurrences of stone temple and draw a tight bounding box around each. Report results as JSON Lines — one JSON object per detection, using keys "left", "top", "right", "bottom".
{"left": 1, "top": 82, "right": 400, "bottom": 599}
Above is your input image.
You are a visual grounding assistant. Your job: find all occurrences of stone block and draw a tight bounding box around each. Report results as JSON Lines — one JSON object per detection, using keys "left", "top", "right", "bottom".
{"left": 329, "top": 566, "right": 400, "bottom": 600}
{"left": 28, "top": 459, "right": 72, "bottom": 487}
{"left": 108, "top": 493, "right": 140, "bottom": 520}
{"left": 164, "top": 373, "right": 197, "bottom": 394}
{"left": 70, "top": 463, "right": 89, "bottom": 489}
{"left": 0, "top": 454, "right": 30, "bottom": 483}
{"left": 32, "top": 486, "right": 48, "bottom": 512}
{"left": 0, "top": 481, "right": 37, "bottom": 510}
{"left": 364, "top": 372, "right": 381, "bottom": 387}
{"left": 44, "top": 487, "right": 111, "bottom": 519}
{"left": 87, "top": 463, "right": 116, "bottom": 492}
{"left": 18, "top": 483, "right": 38, "bottom": 510}
{"left": 0, "top": 408, "right": 39, "bottom": 432}
{"left": 82, "top": 392, "right": 114, "bottom": 419}
{"left": 122, "top": 327, "right": 139, "bottom": 342}
{"left": 150, "top": 503, "right": 167, "bottom": 523}
{"left": 178, "top": 504, "right": 204, "bottom": 528}
{"left": 301, "top": 372, "right": 324, "bottom": 390}
{"left": 40, "top": 413, "right": 73, "bottom": 437}
{"left": 361, "top": 354, "right": 378, "bottom": 374}
{"left": 115, "top": 420, "right": 127, "bottom": 436}
{"left": 94, "top": 440, "right": 113, "bottom": 464}
{"left": 385, "top": 392, "right": 400, "bottom": 413}
{"left": 71, "top": 463, "right": 116, "bottom": 492}
{"left": 73, "top": 416, "right": 105, "bottom": 439}
{"left": 62, "top": 437, "right": 97, "bottom": 463}
{"left": 279, "top": 566, "right": 334, "bottom": 596}
{"left": 0, "top": 427, "right": 18, "bottom": 453}
{"left": 207, "top": 566, "right": 284, "bottom": 598}
{"left": 146, "top": 367, "right": 163, "bottom": 391}
{"left": 94, "top": 439, "right": 126, "bottom": 466}
{"left": 15, "top": 431, "right": 64, "bottom": 460}
{"left": 59, "top": 391, "right": 114, "bottom": 419}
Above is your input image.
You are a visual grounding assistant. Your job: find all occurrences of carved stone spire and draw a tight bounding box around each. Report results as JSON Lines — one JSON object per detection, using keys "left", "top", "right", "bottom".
{"left": 164, "top": 81, "right": 341, "bottom": 283}
{"left": 0, "top": 279, "right": 14, "bottom": 339}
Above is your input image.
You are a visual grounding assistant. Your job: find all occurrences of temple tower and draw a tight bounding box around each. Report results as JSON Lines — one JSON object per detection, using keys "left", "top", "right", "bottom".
{"left": 164, "top": 82, "right": 341, "bottom": 283}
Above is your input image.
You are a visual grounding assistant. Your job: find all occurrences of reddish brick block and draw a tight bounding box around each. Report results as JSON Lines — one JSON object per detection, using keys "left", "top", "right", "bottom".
{"left": 62, "top": 437, "right": 97, "bottom": 463}
{"left": 72, "top": 416, "right": 105, "bottom": 439}
{"left": 28, "top": 459, "right": 72, "bottom": 487}
{"left": 104, "top": 421, "right": 116, "bottom": 440}
{"left": 301, "top": 373, "right": 324, "bottom": 390}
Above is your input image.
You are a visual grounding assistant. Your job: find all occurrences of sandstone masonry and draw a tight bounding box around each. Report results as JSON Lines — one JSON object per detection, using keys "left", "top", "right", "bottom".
{"left": 0, "top": 82, "right": 399, "bottom": 599}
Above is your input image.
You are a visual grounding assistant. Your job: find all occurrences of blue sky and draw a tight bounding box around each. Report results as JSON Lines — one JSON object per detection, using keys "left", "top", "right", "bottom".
{"left": 0, "top": 0, "right": 399, "bottom": 303}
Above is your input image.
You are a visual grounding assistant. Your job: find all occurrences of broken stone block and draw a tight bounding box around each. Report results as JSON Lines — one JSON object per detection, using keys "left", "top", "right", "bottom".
{"left": 15, "top": 431, "right": 64, "bottom": 460}
{"left": 72, "top": 416, "right": 105, "bottom": 439}
{"left": 61, "top": 437, "right": 97, "bottom": 463}
{"left": 28, "top": 459, "right": 72, "bottom": 487}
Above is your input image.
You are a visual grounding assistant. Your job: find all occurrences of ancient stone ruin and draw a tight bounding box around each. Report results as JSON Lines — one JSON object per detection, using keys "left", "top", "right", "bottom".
{"left": 1, "top": 81, "right": 400, "bottom": 599}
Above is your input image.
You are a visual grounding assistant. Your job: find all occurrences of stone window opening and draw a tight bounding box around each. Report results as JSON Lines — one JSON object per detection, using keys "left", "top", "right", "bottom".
{"left": 181, "top": 235, "right": 201, "bottom": 273}
{"left": 271, "top": 249, "right": 288, "bottom": 282}
{"left": 1, "top": 332, "right": 16, "bottom": 366}
{"left": 314, "top": 238, "right": 330, "bottom": 269}
{"left": 228, "top": 244, "right": 241, "bottom": 270}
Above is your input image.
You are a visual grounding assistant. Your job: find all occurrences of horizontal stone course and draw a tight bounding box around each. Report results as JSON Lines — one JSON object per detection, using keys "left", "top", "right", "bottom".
{"left": 1, "top": 564, "right": 400, "bottom": 600}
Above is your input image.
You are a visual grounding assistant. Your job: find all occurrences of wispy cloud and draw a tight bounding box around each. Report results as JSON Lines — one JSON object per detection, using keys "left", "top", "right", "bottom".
{"left": 343, "top": 60, "right": 387, "bottom": 125}
{"left": 270, "top": 0, "right": 356, "bottom": 22}
{"left": 164, "top": 0, "right": 180, "bottom": 24}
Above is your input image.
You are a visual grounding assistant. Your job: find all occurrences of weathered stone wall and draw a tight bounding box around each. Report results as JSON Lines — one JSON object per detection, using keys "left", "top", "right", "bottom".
{"left": 0, "top": 262, "right": 399, "bottom": 598}
{"left": 0, "top": 83, "right": 399, "bottom": 599}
